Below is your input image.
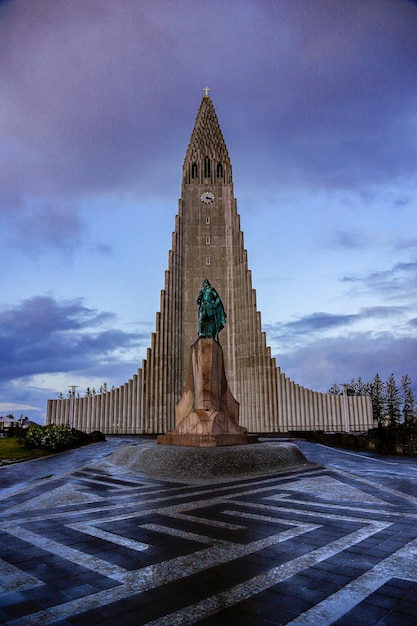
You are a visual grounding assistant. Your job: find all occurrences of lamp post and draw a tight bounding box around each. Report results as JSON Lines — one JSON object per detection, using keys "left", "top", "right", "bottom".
{"left": 69, "top": 386, "right": 79, "bottom": 429}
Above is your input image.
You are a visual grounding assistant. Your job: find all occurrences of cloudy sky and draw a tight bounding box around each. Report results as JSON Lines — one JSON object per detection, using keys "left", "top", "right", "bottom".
{"left": 1, "top": 0, "right": 417, "bottom": 423}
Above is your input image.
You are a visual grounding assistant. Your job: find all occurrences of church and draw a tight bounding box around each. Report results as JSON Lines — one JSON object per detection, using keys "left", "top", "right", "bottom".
{"left": 46, "top": 92, "right": 373, "bottom": 434}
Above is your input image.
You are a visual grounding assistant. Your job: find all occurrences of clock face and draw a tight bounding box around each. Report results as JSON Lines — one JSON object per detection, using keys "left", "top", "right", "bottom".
{"left": 201, "top": 191, "right": 215, "bottom": 204}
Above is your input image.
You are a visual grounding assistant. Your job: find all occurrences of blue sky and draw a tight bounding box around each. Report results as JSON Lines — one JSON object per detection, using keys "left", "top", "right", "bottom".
{"left": 1, "top": 0, "right": 417, "bottom": 423}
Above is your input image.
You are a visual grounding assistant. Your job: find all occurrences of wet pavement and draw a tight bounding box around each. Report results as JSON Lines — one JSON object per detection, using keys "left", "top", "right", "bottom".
{"left": 0, "top": 437, "right": 140, "bottom": 496}
{"left": 0, "top": 437, "right": 416, "bottom": 625}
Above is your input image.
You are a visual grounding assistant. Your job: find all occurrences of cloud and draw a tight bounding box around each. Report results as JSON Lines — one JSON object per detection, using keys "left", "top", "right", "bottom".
{"left": 1, "top": 0, "right": 416, "bottom": 218}
{"left": 0, "top": 402, "right": 39, "bottom": 414}
{"left": 330, "top": 230, "right": 368, "bottom": 250}
{"left": 6, "top": 202, "right": 84, "bottom": 255}
{"left": 230, "top": 2, "right": 417, "bottom": 187}
{"left": 265, "top": 313, "right": 358, "bottom": 344}
{"left": 343, "top": 260, "right": 417, "bottom": 299}
{"left": 0, "top": 296, "right": 147, "bottom": 383}
{"left": 265, "top": 305, "right": 407, "bottom": 345}
{"left": 275, "top": 331, "right": 417, "bottom": 393}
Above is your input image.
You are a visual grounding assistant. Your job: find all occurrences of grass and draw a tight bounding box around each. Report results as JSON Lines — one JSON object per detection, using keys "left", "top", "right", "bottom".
{"left": 0, "top": 437, "right": 49, "bottom": 464}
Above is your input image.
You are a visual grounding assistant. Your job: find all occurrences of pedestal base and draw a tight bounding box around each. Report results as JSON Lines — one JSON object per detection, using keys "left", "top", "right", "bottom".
{"left": 159, "top": 338, "right": 253, "bottom": 447}
{"left": 157, "top": 433, "right": 258, "bottom": 447}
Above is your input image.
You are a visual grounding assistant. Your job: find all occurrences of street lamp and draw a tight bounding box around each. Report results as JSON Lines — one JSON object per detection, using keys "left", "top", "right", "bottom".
{"left": 69, "top": 385, "right": 79, "bottom": 429}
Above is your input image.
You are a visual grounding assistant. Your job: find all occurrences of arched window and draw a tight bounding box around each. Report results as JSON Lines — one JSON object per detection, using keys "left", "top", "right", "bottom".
{"left": 192, "top": 163, "right": 198, "bottom": 178}
{"left": 217, "top": 163, "right": 223, "bottom": 178}
{"left": 204, "top": 156, "right": 211, "bottom": 178}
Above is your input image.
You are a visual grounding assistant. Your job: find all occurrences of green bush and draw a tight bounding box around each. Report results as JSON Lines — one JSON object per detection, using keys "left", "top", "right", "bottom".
{"left": 89, "top": 430, "right": 106, "bottom": 443}
{"left": 24, "top": 424, "right": 105, "bottom": 452}
{"left": 25, "top": 424, "right": 76, "bottom": 452}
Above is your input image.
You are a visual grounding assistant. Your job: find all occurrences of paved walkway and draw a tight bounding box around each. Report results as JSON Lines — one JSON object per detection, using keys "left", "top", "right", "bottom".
{"left": 0, "top": 437, "right": 416, "bottom": 625}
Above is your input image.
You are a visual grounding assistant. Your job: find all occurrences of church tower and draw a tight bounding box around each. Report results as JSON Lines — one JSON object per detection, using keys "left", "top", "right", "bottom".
{"left": 142, "top": 91, "right": 280, "bottom": 432}
{"left": 47, "top": 92, "right": 373, "bottom": 434}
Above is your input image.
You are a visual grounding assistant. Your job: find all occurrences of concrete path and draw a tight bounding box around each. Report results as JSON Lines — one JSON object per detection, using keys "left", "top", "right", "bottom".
{"left": 0, "top": 437, "right": 416, "bottom": 625}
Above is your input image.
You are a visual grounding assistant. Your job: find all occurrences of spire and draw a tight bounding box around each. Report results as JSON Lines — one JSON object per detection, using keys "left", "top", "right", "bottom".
{"left": 183, "top": 93, "right": 232, "bottom": 185}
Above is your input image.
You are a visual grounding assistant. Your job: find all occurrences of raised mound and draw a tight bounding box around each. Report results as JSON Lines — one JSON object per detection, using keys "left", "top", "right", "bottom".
{"left": 108, "top": 441, "right": 311, "bottom": 482}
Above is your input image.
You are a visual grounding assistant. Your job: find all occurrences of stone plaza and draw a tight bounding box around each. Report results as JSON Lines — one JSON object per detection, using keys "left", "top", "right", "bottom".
{"left": 1, "top": 437, "right": 416, "bottom": 624}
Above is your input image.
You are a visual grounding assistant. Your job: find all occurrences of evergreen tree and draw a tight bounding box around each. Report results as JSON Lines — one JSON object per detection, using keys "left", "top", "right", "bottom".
{"left": 355, "top": 377, "right": 369, "bottom": 396}
{"left": 328, "top": 383, "right": 341, "bottom": 395}
{"left": 401, "top": 374, "right": 415, "bottom": 425}
{"left": 385, "top": 373, "right": 401, "bottom": 426}
{"left": 346, "top": 379, "right": 356, "bottom": 396}
{"left": 327, "top": 372, "right": 415, "bottom": 428}
{"left": 369, "top": 373, "right": 385, "bottom": 426}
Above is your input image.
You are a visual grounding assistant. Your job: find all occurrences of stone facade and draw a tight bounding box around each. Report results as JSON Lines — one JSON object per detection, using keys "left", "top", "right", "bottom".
{"left": 47, "top": 94, "right": 373, "bottom": 433}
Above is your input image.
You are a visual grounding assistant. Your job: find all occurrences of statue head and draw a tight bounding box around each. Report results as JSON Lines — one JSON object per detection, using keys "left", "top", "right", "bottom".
{"left": 202, "top": 279, "right": 211, "bottom": 288}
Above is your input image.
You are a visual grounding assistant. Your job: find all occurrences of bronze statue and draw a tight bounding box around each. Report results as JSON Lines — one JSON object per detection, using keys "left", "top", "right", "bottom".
{"left": 197, "top": 279, "right": 226, "bottom": 339}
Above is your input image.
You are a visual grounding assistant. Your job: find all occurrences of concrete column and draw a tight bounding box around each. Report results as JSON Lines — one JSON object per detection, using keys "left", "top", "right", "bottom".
{"left": 131, "top": 375, "right": 137, "bottom": 434}
{"left": 153, "top": 308, "right": 161, "bottom": 434}
{"left": 136, "top": 369, "right": 143, "bottom": 432}
{"left": 102, "top": 390, "right": 108, "bottom": 434}
{"left": 110, "top": 388, "right": 116, "bottom": 432}
{"left": 120, "top": 384, "right": 126, "bottom": 433}
{"left": 46, "top": 400, "right": 53, "bottom": 425}
{"left": 300, "top": 386, "right": 307, "bottom": 431}
{"left": 318, "top": 393, "right": 325, "bottom": 430}
{"left": 126, "top": 380, "right": 132, "bottom": 434}
{"left": 276, "top": 369, "right": 284, "bottom": 431}
{"left": 311, "top": 392, "right": 318, "bottom": 430}
{"left": 306, "top": 389, "right": 313, "bottom": 428}
{"left": 283, "top": 377, "right": 291, "bottom": 430}
{"left": 160, "top": 289, "right": 167, "bottom": 434}
{"left": 85, "top": 396, "right": 91, "bottom": 433}
{"left": 294, "top": 384, "right": 301, "bottom": 430}
{"left": 93, "top": 394, "right": 98, "bottom": 432}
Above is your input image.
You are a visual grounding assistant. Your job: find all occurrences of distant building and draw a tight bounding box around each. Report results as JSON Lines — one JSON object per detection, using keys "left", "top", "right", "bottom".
{"left": 47, "top": 93, "right": 372, "bottom": 433}
{"left": 0, "top": 415, "right": 33, "bottom": 434}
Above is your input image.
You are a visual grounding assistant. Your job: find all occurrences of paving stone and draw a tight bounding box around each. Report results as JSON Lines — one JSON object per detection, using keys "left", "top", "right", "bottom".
{"left": 379, "top": 612, "right": 417, "bottom": 626}
{"left": 0, "top": 438, "right": 417, "bottom": 624}
{"left": 3, "top": 598, "right": 43, "bottom": 618}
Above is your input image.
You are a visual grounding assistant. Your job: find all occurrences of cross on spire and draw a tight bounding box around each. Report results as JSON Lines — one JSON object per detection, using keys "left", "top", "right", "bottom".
{"left": 203, "top": 86, "right": 211, "bottom": 97}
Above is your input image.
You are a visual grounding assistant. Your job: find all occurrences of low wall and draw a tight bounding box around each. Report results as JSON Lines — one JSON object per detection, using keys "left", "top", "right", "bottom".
{"left": 281, "top": 428, "right": 417, "bottom": 457}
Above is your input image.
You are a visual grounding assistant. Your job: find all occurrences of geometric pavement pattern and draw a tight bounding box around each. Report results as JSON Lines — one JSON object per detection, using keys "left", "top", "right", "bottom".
{"left": 1, "top": 456, "right": 417, "bottom": 625}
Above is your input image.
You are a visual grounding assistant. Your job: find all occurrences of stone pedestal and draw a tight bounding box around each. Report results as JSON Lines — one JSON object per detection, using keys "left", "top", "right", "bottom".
{"left": 157, "top": 338, "right": 258, "bottom": 447}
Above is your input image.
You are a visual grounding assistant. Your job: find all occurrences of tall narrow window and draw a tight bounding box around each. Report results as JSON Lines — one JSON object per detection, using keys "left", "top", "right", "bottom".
{"left": 206, "top": 236, "right": 210, "bottom": 244}
{"left": 217, "top": 163, "right": 223, "bottom": 178}
{"left": 206, "top": 257, "right": 210, "bottom": 265}
{"left": 192, "top": 163, "right": 198, "bottom": 178}
{"left": 204, "top": 156, "right": 211, "bottom": 178}
{"left": 205, "top": 216, "right": 210, "bottom": 224}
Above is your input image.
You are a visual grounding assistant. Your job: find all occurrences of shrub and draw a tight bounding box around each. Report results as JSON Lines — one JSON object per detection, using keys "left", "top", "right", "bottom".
{"left": 89, "top": 430, "right": 106, "bottom": 443}
{"left": 25, "top": 424, "right": 77, "bottom": 452}
{"left": 24, "top": 425, "right": 105, "bottom": 452}
{"left": 24, "top": 424, "right": 44, "bottom": 448}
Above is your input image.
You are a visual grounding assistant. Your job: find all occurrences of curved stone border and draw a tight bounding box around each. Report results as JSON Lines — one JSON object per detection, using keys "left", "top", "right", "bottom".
{"left": 108, "top": 441, "right": 312, "bottom": 482}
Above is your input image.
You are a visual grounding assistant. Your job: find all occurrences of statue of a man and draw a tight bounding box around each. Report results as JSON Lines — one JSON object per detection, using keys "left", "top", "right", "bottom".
{"left": 197, "top": 279, "right": 226, "bottom": 339}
